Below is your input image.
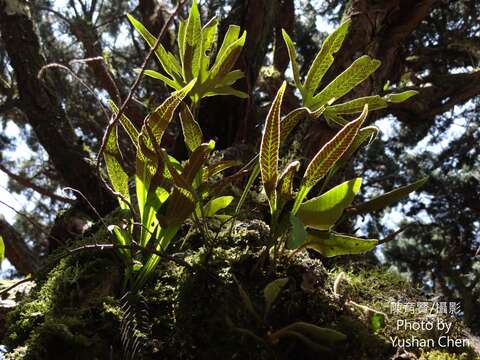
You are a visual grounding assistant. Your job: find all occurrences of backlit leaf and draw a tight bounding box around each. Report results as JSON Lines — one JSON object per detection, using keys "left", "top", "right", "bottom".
{"left": 280, "top": 107, "right": 310, "bottom": 143}
{"left": 311, "top": 55, "right": 381, "bottom": 110}
{"left": 104, "top": 124, "right": 130, "bottom": 209}
{"left": 292, "top": 105, "right": 368, "bottom": 213}
{"left": 278, "top": 160, "right": 300, "bottom": 203}
{"left": 350, "top": 177, "right": 428, "bottom": 215}
{"left": 198, "top": 195, "right": 234, "bottom": 217}
{"left": 303, "top": 20, "right": 350, "bottom": 99}
{"left": 325, "top": 95, "right": 387, "bottom": 115}
{"left": 183, "top": 0, "right": 202, "bottom": 80}
{"left": 140, "top": 79, "right": 196, "bottom": 154}
{"left": 384, "top": 90, "right": 418, "bottom": 103}
{"left": 127, "top": 14, "right": 182, "bottom": 79}
{"left": 306, "top": 231, "right": 378, "bottom": 257}
{"left": 142, "top": 69, "right": 182, "bottom": 90}
{"left": 179, "top": 103, "right": 203, "bottom": 152}
{"left": 281, "top": 30, "right": 302, "bottom": 92}
{"left": 200, "top": 16, "right": 219, "bottom": 79}
{"left": 298, "top": 178, "right": 362, "bottom": 230}
{"left": 209, "top": 31, "right": 246, "bottom": 81}
{"left": 260, "top": 81, "right": 286, "bottom": 213}
{"left": 108, "top": 100, "right": 139, "bottom": 148}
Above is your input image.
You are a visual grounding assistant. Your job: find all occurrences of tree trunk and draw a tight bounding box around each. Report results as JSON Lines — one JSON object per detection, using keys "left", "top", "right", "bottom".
{"left": 0, "top": 1, "right": 116, "bottom": 216}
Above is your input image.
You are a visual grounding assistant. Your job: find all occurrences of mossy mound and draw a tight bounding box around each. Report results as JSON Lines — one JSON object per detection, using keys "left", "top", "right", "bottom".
{"left": 3, "top": 220, "right": 478, "bottom": 359}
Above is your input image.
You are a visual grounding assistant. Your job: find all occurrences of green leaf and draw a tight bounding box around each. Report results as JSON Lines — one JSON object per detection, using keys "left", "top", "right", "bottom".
{"left": 260, "top": 81, "right": 286, "bottom": 213}
{"left": 235, "top": 161, "right": 260, "bottom": 215}
{"left": 325, "top": 95, "right": 387, "bottom": 115}
{"left": 179, "top": 103, "right": 203, "bottom": 152}
{"left": 278, "top": 160, "right": 300, "bottom": 203}
{"left": 292, "top": 105, "right": 368, "bottom": 214}
{"left": 280, "top": 107, "right": 310, "bottom": 142}
{"left": 108, "top": 100, "right": 139, "bottom": 148}
{"left": 104, "top": 124, "right": 130, "bottom": 209}
{"left": 140, "top": 79, "right": 196, "bottom": 155}
{"left": 200, "top": 16, "right": 219, "bottom": 79}
{"left": 217, "top": 69, "right": 245, "bottom": 87}
{"left": 264, "top": 278, "right": 288, "bottom": 314}
{"left": 0, "top": 235, "right": 4, "bottom": 264}
{"left": 350, "top": 177, "right": 428, "bottom": 215}
{"left": 303, "top": 20, "right": 351, "bottom": 100}
{"left": 209, "top": 30, "right": 246, "bottom": 81}
{"left": 329, "top": 126, "right": 378, "bottom": 176}
{"left": 298, "top": 178, "right": 362, "bottom": 230}
{"left": 127, "top": 14, "right": 182, "bottom": 79}
{"left": 198, "top": 195, "right": 234, "bottom": 217}
{"left": 204, "top": 86, "right": 248, "bottom": 99}
{"left": 310, "top": 55, "right": 381, "bottom": 109}
{"left": 202, "top": 160, "right": 242, "bottom": 182}
{"left": 142, "top": 69, "right": 182, "bottom": 90}
{"left": 216, "top": 25, "right": 241, "bottom": 62}
{"left": 384, "top": 90, "right": 418, "bottom": 103}
{"left": 178, "top": 19, "right": 187, "bottom": 64}
{"left": 183, "top": 0, "right": 202, "bottom": 80}
{"left": 281, "top": 30, "right": 302, "bottom": 92}
{"left": 288, "top": 214, "right": 307, "bottom": 250}
{"left": 306, "top": 231, "right": 378, "bottom": 257}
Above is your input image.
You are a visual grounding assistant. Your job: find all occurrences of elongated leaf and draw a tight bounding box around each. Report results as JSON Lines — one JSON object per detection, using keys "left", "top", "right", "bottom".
{"left": 140, "top": 79, "right": 196, "bottom": 154}
{"left": 350, "top": 177, "right": 428, "bottom": 215}
{"left": 278, "top": 160, "right": 300, "bottom": 203}
{"left": 178, "top": 19, "right": 187, "bottom": 64}
{"left": 303, "top": 20, "right": 350, "bottom": 99}
{"left": 108, "top": 100, "right": 139, "bottom": 148}
{"left": 280, "top": 107, "right": 310, "bottom": 142}
{"left": 209, "top": 31, "right": 246, "bottom": 81}
{"left": 292, "top": 105, "right": 368, "bottom": 214}
{"left": 288, "top": 214, "right": 307, "bottom": 249}
{"left": 330, "top": 126, "right": 378, "bottom": 176}
{"left": 216, "top": 25, "right": 241, "bottom": 62}
{"left": 260, "top": 81, "right": 286, "bottom": 213}
{"left": 179, "top": 103, "right": 203, "bottom": 152}
{"left": 325, "top": 95, "right": 387, "bottom": 115}
{"left": 204, "top": 86, "right": 248, "bottom": 98}
{"left": 298, "top": 178, "right": 362, "bottom": 230}
{"left": 197, "top": 195, "right": 234, "bottom": 217}
{"left": 276, "top": 330, "right": 330, "bottom": 353}
{"left": 306, "top": 231, "right": 378, "bottom": 257}
{"left": 200, "top": 16, "right": 218, "bottom": 79}
{"left": 235, "top": 161, "right": 260, "bottom": 215}
{"left": 0, "top": 235, "right": 4, "bottom": 263}
{"left": 142, "top": 69, "right": 182, "bottom": 90}
{"left": 218, "top": 69, "right": 245, "bottom": 87}
{"left": 202, "top": 160, "right": 242, "bottom": 182}
{"left": 264, "top": 278, "right": 288, "bottom": 314}
{"left": 183, "top": 0, "right": 202, "bottom": 80}
{"left": 310, "top": 55, "right": 381, "bottom": 109}
{"left": 384, "top": 90, "right": 418, "bottom": 103}
{"left": 127, "top": 14, "right": 182, "bottom": 79}
{"left": 104, "top": 124, "right": 130, "bottom": 209}
{"left": 282, "top": 30, "right": 302, "bottom": 92}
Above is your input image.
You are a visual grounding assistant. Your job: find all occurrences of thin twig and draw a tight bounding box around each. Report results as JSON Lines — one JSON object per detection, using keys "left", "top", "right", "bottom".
{"left": 0, "top": 163, "right": 75, "bottom": 204}
{"left": 0, "top": 199, "right": 62, "bottom": 244}
{"left": 0, "top": 277, "right": 33, "bottom": 297}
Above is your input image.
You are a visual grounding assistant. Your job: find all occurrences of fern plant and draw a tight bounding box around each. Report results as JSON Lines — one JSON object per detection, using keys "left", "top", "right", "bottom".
{"left": 104, "top": 81, "right": 236, "bottom": 291}
{"left": 254, "top": 24, "right": 427, "bottom": 259}
{"left": 128, "top": 0, "right": 247, "bottom": 109}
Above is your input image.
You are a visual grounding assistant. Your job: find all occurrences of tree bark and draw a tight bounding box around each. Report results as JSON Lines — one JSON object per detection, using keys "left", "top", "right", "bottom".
{"left": 0, "top": 217, "right": 39, "bottom": 275}
{"left": 0, "top": 1, "right": 116, "bottom": 216}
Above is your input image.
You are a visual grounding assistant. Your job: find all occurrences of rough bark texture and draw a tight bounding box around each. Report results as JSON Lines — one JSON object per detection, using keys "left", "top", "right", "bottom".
{"left": 199, "top": 0, "right": 278, "bottom": 147}
{"left": 0, "top": 218, "right": 39, "bottom": 275}
{"left": 0, "top": 1, "right": 116, "bottom": 216}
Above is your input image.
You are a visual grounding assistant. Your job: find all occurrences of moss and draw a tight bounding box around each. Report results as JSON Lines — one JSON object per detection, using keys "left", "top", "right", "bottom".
{"left": 3, "top": 218, "right": 478, "bottom": 359}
